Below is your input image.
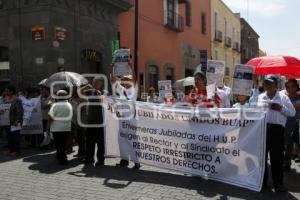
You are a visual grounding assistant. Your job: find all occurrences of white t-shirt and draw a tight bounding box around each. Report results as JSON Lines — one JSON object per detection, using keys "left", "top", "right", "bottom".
{"left": 48, "top": 100, "right": 73, "bottom": 132}
{"left": 217, "top": 89, "right": 231, "bottom": 108}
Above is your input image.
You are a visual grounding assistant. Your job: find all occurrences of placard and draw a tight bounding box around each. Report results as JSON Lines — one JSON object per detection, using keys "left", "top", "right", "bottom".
{"left": 112, "top": 49, "right": 132, "bottom": 77}
{"left": 206, "top": 60, "right": 225, "bottom": 87}
{"left": 232, "top": 65, "right": 254, "bottom": 96}
{"left": 158, "top": 80, "right": 172, "bottom": 99}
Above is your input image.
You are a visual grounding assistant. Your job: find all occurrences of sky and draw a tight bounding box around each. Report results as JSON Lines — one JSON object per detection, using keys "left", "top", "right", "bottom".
{"left": 223, "top": 0, "right": 300, "bottom": 58}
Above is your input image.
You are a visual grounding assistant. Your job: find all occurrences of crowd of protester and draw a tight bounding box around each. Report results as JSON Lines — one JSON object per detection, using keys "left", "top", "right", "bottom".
{"left": 0, "top": 68, "right": 300, "bottom": 193}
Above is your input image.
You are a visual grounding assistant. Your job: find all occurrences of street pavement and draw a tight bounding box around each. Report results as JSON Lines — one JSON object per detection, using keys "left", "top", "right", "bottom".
{"left": 0, "top": 138, "right": 300, "bottom": 200}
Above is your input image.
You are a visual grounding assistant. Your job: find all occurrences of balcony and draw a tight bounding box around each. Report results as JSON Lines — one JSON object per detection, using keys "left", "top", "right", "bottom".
{"left": 233, "top": 42, "right": 240, "bottom": 52}
{"left": 225, "top": 36, "right": 232, "bottom": 48}
{"left": 165, "top": 10, "right": 184, "bottom": 32}
{"left": 214, "top": 30, "right": 223, "bottom": 43}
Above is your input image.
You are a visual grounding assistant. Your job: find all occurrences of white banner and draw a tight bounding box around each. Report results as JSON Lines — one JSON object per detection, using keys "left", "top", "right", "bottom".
{"left": 20, "top": 97, "right": 43, "bottom": 135}
{"left": 232, "top": 65, "right": 254, "bottom": 96}
{"left": 0, "top": 103, "right": 11, "bottom": 126}
{"left": 105, "top": 98, "right": 267, "bottom": 192}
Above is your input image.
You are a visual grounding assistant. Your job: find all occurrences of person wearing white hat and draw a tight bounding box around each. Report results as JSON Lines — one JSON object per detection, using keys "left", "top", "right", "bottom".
{"left": 48, "top": 90, "right": 73, "bottom": 165}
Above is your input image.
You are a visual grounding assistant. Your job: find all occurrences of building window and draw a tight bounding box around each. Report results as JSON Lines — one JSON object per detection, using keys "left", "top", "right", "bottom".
{"left": 165, "top": 67, "right": 175, "bottom": 83}
{"left": 167, "top": 0, "right": 176, "bottom": 17}
{"left": 214, "top": 49, "right": 218, "bottom": 60}
{"left": 0, "top": 46, "right": 9, "bottom": 62}
{"left": 224, "top": 18, "right": 227, "bottom": 39}
{"left": 214, "top": 11, "right": 218, "bottom": 36}
{"left": 164, "top": 0, "right": 184, "bottom": 32}
{"left": 148, "top": 65, "right": 159, "bottom": 90}
{"left": 232, "top": 27, "right": 235, "bottom": 42}
{"left": 185, "top": 69, "right": 193, "bottom": 77}
{"left": 201, "top": 13, "right": 206, "bottom": 35}
{"left": 186, "top": 1, "right": 192, "bottom": 27}
{"left": 225, "top": 53, "right": 229, "bottom": 76}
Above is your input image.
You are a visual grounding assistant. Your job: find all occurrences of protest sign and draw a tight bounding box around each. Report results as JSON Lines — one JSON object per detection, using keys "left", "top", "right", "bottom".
{"left": 20, "top": 97, "right": 43, "bottom": 135}
{"left": 158, "top": 80, "right": 172, "bottom": 100}
{"left": 232, "top": 65, "right": 254, "bottom": 96}
{"left": 105, "top": 98, "right": 266, "bottom": 192}
{"left": 206, "top": 83, "right": 216, "bottom": 99}
{"left": 112, "top": 49, "right": 132, "bottom": 77}
{"left": 0, "top": 103, "right": 11, "bottom": 126}
{"left": 206, "top": 60, "right": 225, "bottom": 87}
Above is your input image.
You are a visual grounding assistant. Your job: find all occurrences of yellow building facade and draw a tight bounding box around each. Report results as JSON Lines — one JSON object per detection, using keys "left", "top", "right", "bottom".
{"left": 211, "top": 0, "right": 241, "bottom": 85}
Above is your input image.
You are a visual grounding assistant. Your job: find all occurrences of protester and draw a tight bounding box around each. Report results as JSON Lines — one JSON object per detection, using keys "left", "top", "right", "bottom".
{"left": 164, "top": 91, "right": 176, "bottom": 106}
{"left": 40, "top": 87, "right": 53, "bottom": 148}
{"left": 218, "top": 82, "right": 232, "bottom": 106}
{"left": 232, "top": 95, "right": 250, "bottom": 108}
{"left": 258, "top": 75, "right": 296, "bottom": 192}
{"left": 112, "top": 74, "right": 141, "bottom": 169}
{"left": 82, "top": 76, "right": 106, "bottom": 167}
{"left": 147, "top": 87, "right": 159, "bottom": 103}
{"left": 249, "top": 75, "right": 264, "bottom": 106}
{"left": 48, "top": 90, "right": 73, "bottom": 165}
{"left": 0, "top": 87, "right": 11, "bottom": 144}
{"left": 217, "top": 88, "right": 231, "bottom": 108}
{"left": 41, "top": 87, "right": 51, "bottom": 133}
{"left": 281, "top": 79, "right": 300, "bottom": 170}
{"left": 7, "top": 85, "right": 24, "bottom": 156}
{"left": 70, "top": 89, "right": 86, "bottom": 161}
{"left": 185, "top": 71, "right": 222, "bottom": 108}
{"left": 23, "top": 87, "right": 43, "bottom": 147}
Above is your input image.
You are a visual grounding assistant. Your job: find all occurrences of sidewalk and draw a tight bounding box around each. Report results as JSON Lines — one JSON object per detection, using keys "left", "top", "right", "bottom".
{"left": 0, "top": 141, "right": 299, "bottom": 200}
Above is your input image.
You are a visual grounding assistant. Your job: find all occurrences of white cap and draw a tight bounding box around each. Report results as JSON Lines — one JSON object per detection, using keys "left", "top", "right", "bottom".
{"left": 122, "top": 74, "right": 133, "bottom": 80}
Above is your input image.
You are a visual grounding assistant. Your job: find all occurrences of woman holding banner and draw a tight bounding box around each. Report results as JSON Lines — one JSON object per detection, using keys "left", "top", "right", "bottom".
{"left": 185, "top": 71, "right": 222, "bottom": 108}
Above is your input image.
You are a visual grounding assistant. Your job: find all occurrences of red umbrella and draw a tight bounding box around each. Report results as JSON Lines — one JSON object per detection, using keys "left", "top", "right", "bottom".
{"left": 247, "top": 56, "right": 300, "bottom": 76}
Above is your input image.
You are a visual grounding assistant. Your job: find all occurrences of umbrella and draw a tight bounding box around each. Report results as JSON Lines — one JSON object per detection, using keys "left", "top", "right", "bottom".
{"left": 38, "top": 78, "right": 47, "bottom": 86}
{"left": 174, "top": 77, "right": 195, "bottom": 89}
{"left": 45, "top": 71, "right": 88, "bottom": 92}
{"left": 247, "top": 56, "right": 300, "bottom": 76}
{"left": 183, "top": 77, "right": 195, "bottom": 87}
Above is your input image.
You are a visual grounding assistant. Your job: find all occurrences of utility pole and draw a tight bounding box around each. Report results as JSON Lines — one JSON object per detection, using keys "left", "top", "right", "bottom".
{"left": 134, "top": 0, "right": 139, "bottom": 81}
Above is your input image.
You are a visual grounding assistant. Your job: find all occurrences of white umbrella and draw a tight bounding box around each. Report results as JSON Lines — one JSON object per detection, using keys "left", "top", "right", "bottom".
{"left": 38, "top": 78, "right": 47, "bottom": 86}
{"left": 45, "top": 71, "right": 88, "bottom": 92}
{"left": 183, "top": 77, "right": 195, "bottom": 87}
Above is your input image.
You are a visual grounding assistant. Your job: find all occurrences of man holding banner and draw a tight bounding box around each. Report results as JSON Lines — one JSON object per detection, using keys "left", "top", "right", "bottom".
{"left": 258, "top": 75, "right": 296, "bottom": 192}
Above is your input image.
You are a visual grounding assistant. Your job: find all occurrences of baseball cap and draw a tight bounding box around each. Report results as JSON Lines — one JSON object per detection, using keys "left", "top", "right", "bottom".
{"left": 264, "top": 75, "right": 279, "bottom": 83}
{"left": 122, "top": 74, "right": 133, "bottom": 80}
{"left": 56, "top": 90, "right": 68, "bottom": 96}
